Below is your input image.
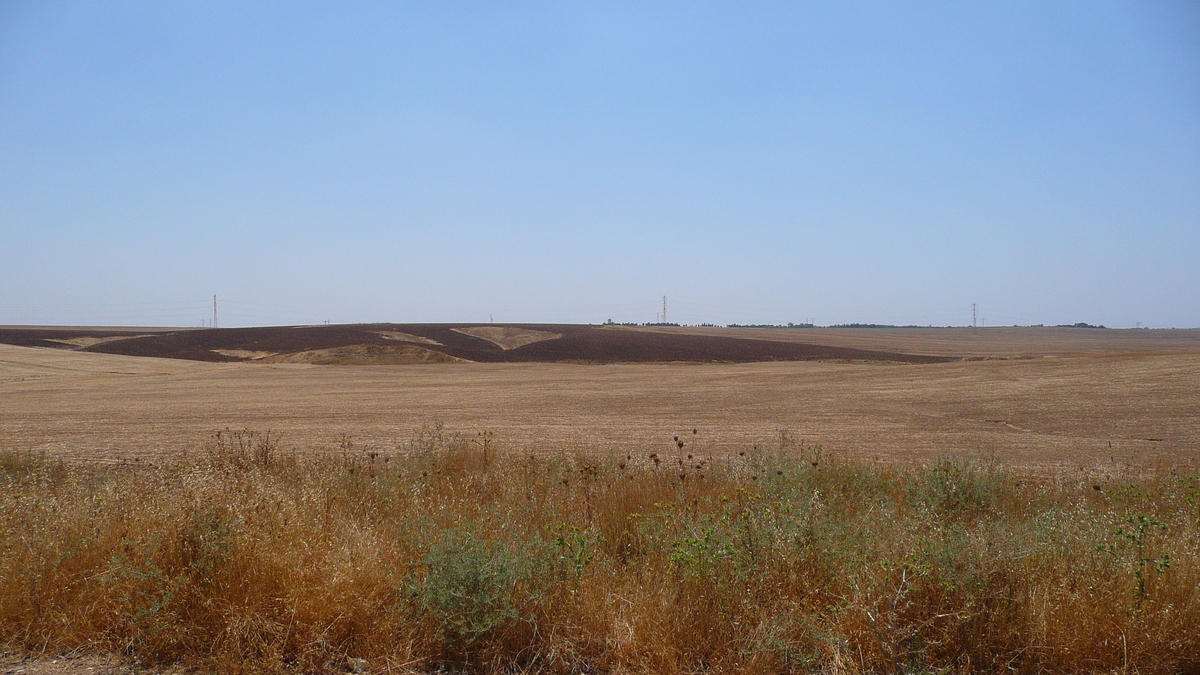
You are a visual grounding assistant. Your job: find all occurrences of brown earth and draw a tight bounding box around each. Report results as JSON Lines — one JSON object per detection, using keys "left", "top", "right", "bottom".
{"left": 0, "top": 655, "right": 178, "bottom": 675}
{"left": 645, "top": 325, "right": 1200, "bottom": 358}
{"left": 451, "top": 325, "right": 562, "bottom": 350}
{"left": 0, "top": 328, "right": 189, "bottom": 351}
{"left": 0, "top": 324, "right": 956, "bottom": 365}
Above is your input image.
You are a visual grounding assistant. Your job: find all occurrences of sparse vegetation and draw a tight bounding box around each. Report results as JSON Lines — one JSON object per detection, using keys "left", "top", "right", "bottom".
{"left": 725, "top": 323, "right": 815, "bottom": 328}
{"left": 3, "top": 430, "right": 1199, "bottom": 674}
{"left": 826, "top": 323, "right": 933, "bottom": 329}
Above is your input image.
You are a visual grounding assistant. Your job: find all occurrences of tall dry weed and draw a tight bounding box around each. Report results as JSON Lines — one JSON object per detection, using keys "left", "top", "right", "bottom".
{"left": 1, "top": 431, "right": 1198, "bottom": 673}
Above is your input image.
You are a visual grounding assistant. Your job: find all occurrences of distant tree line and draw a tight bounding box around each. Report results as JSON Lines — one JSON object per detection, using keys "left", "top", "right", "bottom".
{"left": 827, "top": 323, "right": 930, "bottom": 329}
{"left": 726, "top": 322, "right": 815, "bottom": 329}
{"left": 602, "top": 320, "right": 679, "bottom": 327}
{"left": 601, "top": 320, "right": 1119, "bottom": 330}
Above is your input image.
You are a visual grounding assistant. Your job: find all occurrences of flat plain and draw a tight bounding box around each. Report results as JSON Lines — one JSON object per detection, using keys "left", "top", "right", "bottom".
{"left": 1, "top": 326, "right": 1196, "bottom": 472}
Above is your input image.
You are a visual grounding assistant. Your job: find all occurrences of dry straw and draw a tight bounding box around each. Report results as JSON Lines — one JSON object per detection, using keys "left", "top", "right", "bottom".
{"left": 2, "top": 429, "right": 1198, "bottom": 674}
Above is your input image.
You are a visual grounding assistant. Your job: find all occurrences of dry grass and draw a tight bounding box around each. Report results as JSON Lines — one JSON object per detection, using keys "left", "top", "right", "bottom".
{"left": 451, "top": 326, "right": 563, "bottom": 350}
{"left": 258, "top": 344, "right": 468, "bottom": 365}
{"left": 2, "top": 431, "right": 1199, "bottom": 674}
{"left": 373, "top": 331, "right": 445, "bottom": 346}
{"left": 46, "top": 336, "right": 154, "bottom": 349}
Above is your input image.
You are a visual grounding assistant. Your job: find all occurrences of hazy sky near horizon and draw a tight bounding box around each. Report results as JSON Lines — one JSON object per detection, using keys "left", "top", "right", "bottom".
{"left": 2, "top": 2, "right": 1198, "bottom": 328}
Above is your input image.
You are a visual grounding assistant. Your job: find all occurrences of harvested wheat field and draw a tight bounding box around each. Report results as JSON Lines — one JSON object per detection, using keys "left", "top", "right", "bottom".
{"left": 0, "top": 326, "right": 1196, "bottom": 472}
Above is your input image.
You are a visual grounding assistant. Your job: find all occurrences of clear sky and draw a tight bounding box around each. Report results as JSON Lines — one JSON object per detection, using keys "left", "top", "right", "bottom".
{"left": 2, "top": 2, "right": 1197, "bottom": 328}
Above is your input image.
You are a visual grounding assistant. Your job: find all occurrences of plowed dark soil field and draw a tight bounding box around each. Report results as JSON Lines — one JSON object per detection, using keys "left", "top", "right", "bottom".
{"left": 0, "top": 324, "right": 953, "bottom": 364}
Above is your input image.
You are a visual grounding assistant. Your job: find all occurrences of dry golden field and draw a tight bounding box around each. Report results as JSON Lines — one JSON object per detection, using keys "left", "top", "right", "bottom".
{"left": 1, "top": 327, "right": 1196, "bottom": 472}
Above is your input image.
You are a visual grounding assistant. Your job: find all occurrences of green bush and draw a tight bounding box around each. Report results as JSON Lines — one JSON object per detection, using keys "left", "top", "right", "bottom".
{"left": 407, "top": 530, "right": 544, "bottom": 649}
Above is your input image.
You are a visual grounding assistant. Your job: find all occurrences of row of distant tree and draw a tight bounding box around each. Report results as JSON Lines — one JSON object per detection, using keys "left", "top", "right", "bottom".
{"left": 727, "top": 322, "right": 816, "bottom": 328}
{"left": 602, "top": 319, "right": 1111, "bottom": 329}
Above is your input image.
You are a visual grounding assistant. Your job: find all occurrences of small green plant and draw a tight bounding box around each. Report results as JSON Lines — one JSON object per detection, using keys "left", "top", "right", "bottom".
{"left": 409, "top": 531, "right": 534, "bottom": 647}
{"left": 917, "top": 459, "right": 1002, "bottom": 517}
{"left": 180, "top": 506, "right": 237, "bottom": 583}
{"left": 403, "top": 421, "right": 460, "bottom": 455}
{"left": 1097, "top": 514, "right": 1171, "bottom": 605}
{"left": 1181, "top": 474, "right": 1200, "bottom": 522}
{"left": 550, "top": 524, "right": 602, "bottom": 583}
{"left": 743, "top": 616, "right": 822, "bottom": 669}
{"left": 669, "top": 524, "right": 734, "bottom": 578}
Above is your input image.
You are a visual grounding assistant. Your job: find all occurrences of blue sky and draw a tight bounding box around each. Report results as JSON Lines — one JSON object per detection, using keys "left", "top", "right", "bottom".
{"left": 2, "top": 2, "right": 1197, "bottom": 328}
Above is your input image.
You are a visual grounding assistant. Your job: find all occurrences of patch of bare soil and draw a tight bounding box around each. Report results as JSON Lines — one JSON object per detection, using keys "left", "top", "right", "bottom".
{"left": 211, "top": 349, "right": 277, "bottom": 360}
{"left": 260, "top": 344, "right": 470, "bottom": 365}
{"left": 46, "top": 336, "right": 150, "bottom": 349}
{"left": 373, "top": 330, "right": 443, "bottom": 345}
{"left": 452, "top": 326, "right": 563, "bottom": 350}
{"left": 0, "top": 654, "right": 169, "bottom": 675}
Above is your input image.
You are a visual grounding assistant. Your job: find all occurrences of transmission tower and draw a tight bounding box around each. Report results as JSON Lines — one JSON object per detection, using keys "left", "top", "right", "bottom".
{"left": 213, "top": 295, "right": 218, "bottom": 329}
{"left": 662, "top": 296, "right": 667, "bottom": 325}
{"left": 971, "top": 303, "right": 977, "bottom": 333}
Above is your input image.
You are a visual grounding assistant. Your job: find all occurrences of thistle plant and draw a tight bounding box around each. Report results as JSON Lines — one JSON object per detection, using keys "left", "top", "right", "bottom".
{"left": 1098, "top": 514, "right": 1171, "bottom": 605}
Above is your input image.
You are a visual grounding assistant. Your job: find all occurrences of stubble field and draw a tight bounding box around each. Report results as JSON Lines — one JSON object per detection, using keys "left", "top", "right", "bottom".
{"left": 1, "top": 326, "right": 1197, "bottom": 473}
